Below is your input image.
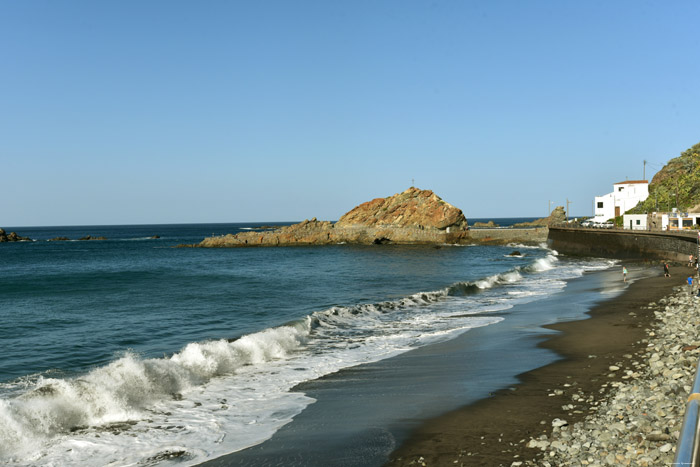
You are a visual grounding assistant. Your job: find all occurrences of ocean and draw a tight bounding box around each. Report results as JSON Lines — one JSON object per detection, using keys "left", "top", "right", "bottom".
{"left": 0, "top": 221, "right": 619, "bottom": 466}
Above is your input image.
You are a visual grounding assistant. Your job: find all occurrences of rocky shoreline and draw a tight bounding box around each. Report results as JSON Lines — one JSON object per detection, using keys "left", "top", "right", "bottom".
{"left": 522, "top": 284, "right": 697, "bottom": 466}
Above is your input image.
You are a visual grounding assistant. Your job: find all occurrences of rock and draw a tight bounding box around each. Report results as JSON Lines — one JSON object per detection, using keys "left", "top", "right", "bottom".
{"left": 473, "top": 220, "right": 499, "bottom": 228}
{"left": 79, "top": 235, "right": 107, "bottom": 241}
{"left": 513, "top": 206, "right": 567, "bottom": 228}
{"left": 507, "top": 251, "right": 523, "bottom": 256}
{"left": 48, "top": 237, "right": 70, "bottom": 241}
{"left": 198, "top": 188, "right": 470, "bottom": 247}
{"left": 0, "top": 229, "right": 32, "bottom": 242}
{"left": 335, "top": 187, "right": 468, "bottom": 231}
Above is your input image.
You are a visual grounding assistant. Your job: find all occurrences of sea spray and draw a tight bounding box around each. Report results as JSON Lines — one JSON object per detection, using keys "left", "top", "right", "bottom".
{"left": 0, "top": 239, "right": 617, "bottom": 466}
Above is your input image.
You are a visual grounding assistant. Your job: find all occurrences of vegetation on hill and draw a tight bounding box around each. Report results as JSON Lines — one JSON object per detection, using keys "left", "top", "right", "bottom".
{"left": 628, "top": 142, "right": 700, "bottom": 214}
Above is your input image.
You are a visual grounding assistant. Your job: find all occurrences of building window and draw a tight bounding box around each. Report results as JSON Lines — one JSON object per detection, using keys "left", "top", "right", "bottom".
{"left": 618, "top": 187, "right": 624, "bottom": 192}
{"left": 636, "top": 220, "right": 641, "bottom": 225}
{"left": 597, "top": 202, "right": 604, "bottom": 208}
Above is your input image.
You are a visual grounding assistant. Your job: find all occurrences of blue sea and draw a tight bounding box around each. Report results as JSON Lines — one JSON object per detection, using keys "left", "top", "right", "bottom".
{"left": 0, "top": 221, "right": 621, "bottom": 466}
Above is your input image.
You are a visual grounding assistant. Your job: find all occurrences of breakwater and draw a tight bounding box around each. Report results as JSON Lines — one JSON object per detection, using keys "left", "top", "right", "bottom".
{"left": 548, "top": 227, "right": 699, "bottom": 261}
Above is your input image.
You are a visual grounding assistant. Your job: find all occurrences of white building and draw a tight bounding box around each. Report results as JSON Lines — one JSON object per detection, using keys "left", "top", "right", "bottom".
{"left": 662, "top": 211, "right": 700, "bottom": 230}
{"left": 622, "top": 214, "right": 648, "bottom": 230}
{"left": 593, "top": 180, "right": 649, "bottom": 223}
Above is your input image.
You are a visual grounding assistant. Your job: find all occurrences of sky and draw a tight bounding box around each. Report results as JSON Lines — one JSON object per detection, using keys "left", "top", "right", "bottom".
{"left": 2, "top": 0, "right": 700, "bottom": 226}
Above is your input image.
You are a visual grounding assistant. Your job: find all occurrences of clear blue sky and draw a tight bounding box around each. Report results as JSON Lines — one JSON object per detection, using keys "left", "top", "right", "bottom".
{"left": 3, "top": 0, "right": 700, "bottom": 226}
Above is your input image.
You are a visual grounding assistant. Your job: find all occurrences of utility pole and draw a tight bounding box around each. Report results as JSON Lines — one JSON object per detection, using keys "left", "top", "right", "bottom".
{"left": 411, "top": 178, "right": 415, "bottom": 187}
{"left": 643, "top": 159, "right": 647, "bottom": 180}
{"left": 548, "top": 200, "right": 552, "bottom": 216}
{"left": 566, "top": 199, "right": 571, "bottom": 223}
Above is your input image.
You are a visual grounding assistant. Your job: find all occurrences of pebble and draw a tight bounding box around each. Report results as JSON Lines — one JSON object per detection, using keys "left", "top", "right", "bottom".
{"left": 521, "top": 287, "right": 697, "bottom": 466}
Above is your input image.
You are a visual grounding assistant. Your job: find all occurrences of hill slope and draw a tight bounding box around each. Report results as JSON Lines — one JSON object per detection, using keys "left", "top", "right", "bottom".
{"left": 629, "top": 141, "right": 700, "bottom": 214}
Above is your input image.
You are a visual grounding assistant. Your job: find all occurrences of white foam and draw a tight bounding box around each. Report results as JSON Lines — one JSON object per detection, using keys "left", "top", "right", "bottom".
{"left": 0, "top": 250, "right": 614, "bottom": 466}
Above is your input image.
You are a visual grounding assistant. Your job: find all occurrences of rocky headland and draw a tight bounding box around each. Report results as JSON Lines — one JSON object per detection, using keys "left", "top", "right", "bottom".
{"left": 198, "top": 188, "right": 471, "bottom": 247}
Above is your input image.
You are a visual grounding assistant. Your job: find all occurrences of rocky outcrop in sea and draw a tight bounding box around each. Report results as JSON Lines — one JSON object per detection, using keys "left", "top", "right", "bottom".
{"left": 522, "top": 287, "right": 698, "bottom": 466}
{"left": 0, "top": 228, "right": 32, "bottom": 242}
{"left": 199, "top": 188, "right": 470, "bottom": 247}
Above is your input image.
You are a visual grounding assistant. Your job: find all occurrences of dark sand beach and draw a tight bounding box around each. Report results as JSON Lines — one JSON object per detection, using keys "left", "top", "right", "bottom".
{"left": 386, "top": 264, "right": 691, "bottom": 466}
{"left": 196, "top": 261, "right": 690, "bottom": 467}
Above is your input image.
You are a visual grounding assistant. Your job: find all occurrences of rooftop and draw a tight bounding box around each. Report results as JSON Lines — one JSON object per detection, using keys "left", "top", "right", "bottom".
{"left": 614, "top": 180, "right": 648, "bottom": 185}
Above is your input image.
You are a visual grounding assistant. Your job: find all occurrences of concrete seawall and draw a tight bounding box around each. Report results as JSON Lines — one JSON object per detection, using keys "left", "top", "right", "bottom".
{"left": 467, "top": 227, "right": 548, "bottom": 245}
{"left": 547, "top": 227, "right": 699, "bottom": 261}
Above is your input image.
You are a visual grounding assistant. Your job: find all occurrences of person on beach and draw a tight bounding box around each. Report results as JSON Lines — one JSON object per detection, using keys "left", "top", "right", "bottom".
{"left": 622, "top": 266, "right": 628, "bottom": 282}
{"left": 688, "top": 276, "right": 694, "bottom": 295}
{"left": 664, "top": 262, "right": 670, "bottom": 277}
{"left": 690, "top": 255, "right": 695, "bottom": 267}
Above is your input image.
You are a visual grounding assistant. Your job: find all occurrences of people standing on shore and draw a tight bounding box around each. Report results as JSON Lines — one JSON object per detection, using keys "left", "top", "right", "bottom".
{"left": 664, "top": 262, "right": 670, "bottom": 277}
{"left": 689, "top": 255, "right": 694, "bottom": 267}
{"left": 623, "top": 266, "right": 628, "bottom": 282}
{"left": 688, "top": 275, "right": 695, "bottom": 295}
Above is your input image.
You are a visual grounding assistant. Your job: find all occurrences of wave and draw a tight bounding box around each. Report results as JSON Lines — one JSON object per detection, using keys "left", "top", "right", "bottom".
{"left": 0, "top": 250, "right": 610, "bottom": 465}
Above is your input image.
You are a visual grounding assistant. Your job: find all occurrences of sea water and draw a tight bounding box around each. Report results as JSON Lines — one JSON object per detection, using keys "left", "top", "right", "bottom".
{"left": 0, "top": 222, "right": 615, "bottom": 466}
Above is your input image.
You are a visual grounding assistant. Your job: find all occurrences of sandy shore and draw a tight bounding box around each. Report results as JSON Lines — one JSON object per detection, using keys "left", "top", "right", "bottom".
{"left": 386, "top": 264, "right": 693, "bottom": 466}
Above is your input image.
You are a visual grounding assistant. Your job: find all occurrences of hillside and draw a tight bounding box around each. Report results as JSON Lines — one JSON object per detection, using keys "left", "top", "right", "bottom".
{"left": 628, "top": 141, "right": 700, "bottom": 214}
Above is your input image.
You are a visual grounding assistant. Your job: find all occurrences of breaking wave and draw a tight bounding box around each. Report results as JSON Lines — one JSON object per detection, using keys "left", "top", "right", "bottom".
{"left": 0, "top": 249, "right": 610, "bottom": 466}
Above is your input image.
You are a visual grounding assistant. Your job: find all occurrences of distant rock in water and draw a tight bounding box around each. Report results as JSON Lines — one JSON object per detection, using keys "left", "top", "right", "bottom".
{"left": 198, "top": 188, "right": 470, "bottom": 247}
{"left": 79, "top": 235, "right": 108, "bottom": 241}
{"left": 0, "top": 228, "right": 32, "bottom": 242}
{"left": 513, "top": 206, "right": 567, "bottom": 227}
{"left": 507, "top": 250, "right": 522, "bottom": 256}
{"left": 48, "top": 237, "right": 70, "bottom": 242}
{"left": 472, "top": 220, "right": 499, "bottom": 228}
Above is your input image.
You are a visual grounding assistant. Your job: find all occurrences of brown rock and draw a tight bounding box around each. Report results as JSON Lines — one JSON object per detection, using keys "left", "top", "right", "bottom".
{"left": 335, "top": 188, "right": 468, "bottom": 231}
{"left": 0, "top": 229, "right": 32, "bottom": 242}
{"left": 199, "top": 188, "right": 470, "bottom": 247}
{"left": 513, "top": 206, "right": 567, "bottom": 227}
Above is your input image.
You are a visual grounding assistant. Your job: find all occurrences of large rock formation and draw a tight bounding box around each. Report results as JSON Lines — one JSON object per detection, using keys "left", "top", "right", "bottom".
{"left": 335, "top": 188, "right": 468, "bottom": 230}
{"left": 198, "top": 188, "right": 469, "bottom": 247}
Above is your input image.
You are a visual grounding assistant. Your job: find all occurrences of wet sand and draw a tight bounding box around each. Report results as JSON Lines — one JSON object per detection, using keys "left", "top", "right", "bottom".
{"left": 386, "top": 264, "right": 692, "bottom": 466}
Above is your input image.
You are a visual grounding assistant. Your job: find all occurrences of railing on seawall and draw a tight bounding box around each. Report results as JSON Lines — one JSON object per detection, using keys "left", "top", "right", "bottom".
{"left": 674, "top": 358, "right": 700, "bottom": 466}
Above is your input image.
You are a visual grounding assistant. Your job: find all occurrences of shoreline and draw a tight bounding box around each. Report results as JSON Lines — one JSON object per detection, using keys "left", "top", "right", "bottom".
{"left": 386, "top": 263, "right": 692, "bottom": 466}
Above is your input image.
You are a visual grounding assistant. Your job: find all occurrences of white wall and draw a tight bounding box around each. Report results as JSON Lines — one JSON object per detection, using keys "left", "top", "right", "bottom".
{"left": 623, "top": 214, "right": 647, "bottom": 230}
{"left": 594, "top": 182, "right": 648, "bottom": 222}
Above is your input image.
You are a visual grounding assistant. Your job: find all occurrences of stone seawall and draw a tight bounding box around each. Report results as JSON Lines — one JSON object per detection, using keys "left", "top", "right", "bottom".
{"left": 467, "top": 227, "right": 548, "bottom": 245}
{"left": 547, "top": 227, "right": 698, "bottom": 261}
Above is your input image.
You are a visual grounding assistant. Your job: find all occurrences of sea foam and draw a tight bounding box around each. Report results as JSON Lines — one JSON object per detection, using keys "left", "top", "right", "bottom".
{"left": 0, "top": 248, "right": 613, "bottom": 466}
